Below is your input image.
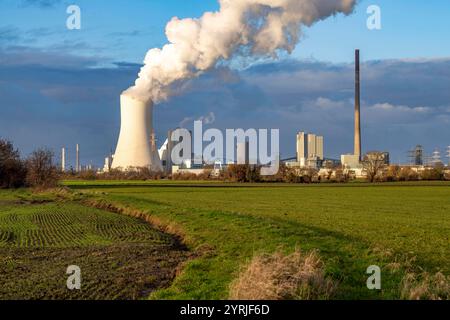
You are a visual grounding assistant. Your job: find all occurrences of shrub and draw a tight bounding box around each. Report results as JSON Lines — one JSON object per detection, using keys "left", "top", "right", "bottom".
{"left": 229, "top": 249, "right": 335, "bottom": 300}
{"left": 333, "top": 169, "right": 349, "bottom": 183}
{"left": 25, "top": 148, "right": 59, "bottom": 189}
{"left": 74, "top": 167, "right": 165, "bottom": 181}
{"left": 225, "top": 164, "right": 248, "bottom": 182}
{"left": 171, "top": 172, "right": 198, "bottom": 181}
{"left": 385, "top": 165, "right": 401, "bottom": 182}
{"left": 420, "top": 167, "right": 444, "bottom": 181}
{"left": 401, "top": 272, "right": 450, "bottom": 300}
{"left": 78, "top": 169, "right": 97, "bottom": 180}
{"left": 300, "top": 168, "right": 319, "bottom": 184}
{"left": 398, "top": 167, "right": 419, "bottom": 181}
{"left": 0, "top": 139, "right": 27, "bottom": 188}
{"left": 284, "top": 167, "right": 302, "bottom": 183}
{"left": 445, "top": 170, "right": 450, "bottom": 181}
{"left": 224, "top": 164, "right": 261, "bottom": 182}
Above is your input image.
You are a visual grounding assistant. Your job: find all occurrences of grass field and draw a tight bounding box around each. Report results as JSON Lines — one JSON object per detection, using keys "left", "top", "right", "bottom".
{"left": 63, "top": 180, "right": 450, "bottom": 300}
{"left": 1, "top": 181, "right": 449, "bottom": 300}
{"left": 0, "top": 189, "right": 189, "bottom": 299}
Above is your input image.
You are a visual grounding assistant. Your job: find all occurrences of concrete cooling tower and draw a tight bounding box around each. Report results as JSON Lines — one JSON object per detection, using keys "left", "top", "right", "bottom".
{"left": 111, "top": 94, "right": 163, "bottom": 171}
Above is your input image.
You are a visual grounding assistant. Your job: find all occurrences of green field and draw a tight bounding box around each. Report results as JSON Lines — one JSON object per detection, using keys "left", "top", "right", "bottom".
{"left": 1, "top": 181, "right": 449, "bottom": 300}
{"left": 64, "top": 180, "right": 450, "bottom": 299}
{"left": 0, "top": 189, "right": 189, "bottom": 299}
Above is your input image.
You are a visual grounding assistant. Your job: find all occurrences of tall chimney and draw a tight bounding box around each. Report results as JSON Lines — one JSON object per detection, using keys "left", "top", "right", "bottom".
{"left": 76, "top": 144, "right": 80, "bottom": 172}
{"left": 61, "top": 147, "right": 66, "bottom": 172}
{"left": 354, "top": 49, "right": 361, "bottom": 160}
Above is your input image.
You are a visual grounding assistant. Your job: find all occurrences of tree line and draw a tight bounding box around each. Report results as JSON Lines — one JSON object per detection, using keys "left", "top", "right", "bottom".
{"left": 1, "top": 139, "right": 448, "bottom": 188}
{"left": 0, "top": 139, "right": 58, "bottom": 189}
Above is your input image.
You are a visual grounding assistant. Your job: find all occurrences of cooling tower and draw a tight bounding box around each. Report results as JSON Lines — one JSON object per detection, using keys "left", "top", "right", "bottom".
{"left": 111, "top": 94, "right": 163, "bottom": 171}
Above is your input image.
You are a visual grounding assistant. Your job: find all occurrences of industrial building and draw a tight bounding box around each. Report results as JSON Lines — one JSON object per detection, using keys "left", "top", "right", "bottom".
{"left": 293, "top": 132, "right": 324, "bottom": 169}
{"left": 237, "top": 141, "right": 250, "bottom": 165}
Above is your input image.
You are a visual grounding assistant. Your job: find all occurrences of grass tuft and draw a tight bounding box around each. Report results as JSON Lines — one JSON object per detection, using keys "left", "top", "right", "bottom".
{"left": 401, "top": 272, "right": 450, "bottom": 300}
{"left": 229, "top": 249, "right": 335, "bottom": 300}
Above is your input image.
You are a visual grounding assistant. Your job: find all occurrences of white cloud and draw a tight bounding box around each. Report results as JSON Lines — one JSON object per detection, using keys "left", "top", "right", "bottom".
{"left": 370, "top": 103, "right": 431, "bottom": 114}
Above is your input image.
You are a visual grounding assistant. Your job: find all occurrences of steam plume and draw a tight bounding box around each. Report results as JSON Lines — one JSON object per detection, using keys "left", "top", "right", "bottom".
{"left": 124, "top": 0, "right": 356, "bottom": 103}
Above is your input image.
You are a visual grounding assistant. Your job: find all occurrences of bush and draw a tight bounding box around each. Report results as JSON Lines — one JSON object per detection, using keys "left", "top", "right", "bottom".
{"left": 229, "top": 249, "right": 335, "bottom": 300}
{"left": 445, "top": 170, "right": 450, "bottom": 181}
{"left": 171, "top": 172, "right": 199, "bottom": 181}
{"left": 225, "top": 164, "right": 248, "bottom": 182}
{"left": 398, "top": 167, "right": 419, "bottom": 181}
{"left": 401, "top": 272, "right": 450, "bottom": 300}
{"left": 420, "top": 167, "right": 444, "bottom": 181}
{"left": 284, "top": 167, "right": 303, "bottom": 183}
{"left": 385, "top": 165, "right": 401, "bottom": 182}
{"left": 224, "top": 164, "right": 261, "bottom": 182}
{"left": 333, "top": 169, "right": 349, "bottom": 183}
{"left": 78, "top": 169, "right": 97, "bottom": 180}
{"left": 25, "top": 148, "right": 59, "bottom": 189}
{"left": 0, "top": 139, "right": 27, "bottom": 188}
{"left": 68, "top": 167, "right": 165, "bottom": 181}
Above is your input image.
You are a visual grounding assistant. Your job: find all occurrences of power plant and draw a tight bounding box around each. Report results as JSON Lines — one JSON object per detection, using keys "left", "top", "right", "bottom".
{"left": 95, "top": 48, "right": 444, "bottom": 176}
{"left": 111, "top": 94, "right": 162, "bottom": 171}
{"left": 108, "top": 49, "right": 364, "bottom": 174}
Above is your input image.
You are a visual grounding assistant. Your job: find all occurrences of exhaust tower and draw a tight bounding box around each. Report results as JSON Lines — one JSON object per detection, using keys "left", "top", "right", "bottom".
{"left": 354, "top": 49, "right": 361, "bottom": 160}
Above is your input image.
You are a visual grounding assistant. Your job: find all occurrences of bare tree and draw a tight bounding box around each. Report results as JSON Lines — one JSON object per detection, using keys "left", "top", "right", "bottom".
{"left": 363, "top": 152, "right": 387, "bottom": 183}
{"left": 26, "top": 148, "right": 58, "bottom": 189}
{"left": 0, "top": 139, "right": 27, "bottom": 188}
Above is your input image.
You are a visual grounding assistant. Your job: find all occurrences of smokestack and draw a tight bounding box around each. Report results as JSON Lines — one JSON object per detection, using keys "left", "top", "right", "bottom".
{"left": 76, "top": 144, "right": 80, "bottom": 173}
{"left": 354, "top": 49, "right": 361, "bottom": 161}
{"left": 111, "top": 94, "right": 163, "bottom": 171}
{"left": 61, "top": 147, "right": 66, "bottom": 172}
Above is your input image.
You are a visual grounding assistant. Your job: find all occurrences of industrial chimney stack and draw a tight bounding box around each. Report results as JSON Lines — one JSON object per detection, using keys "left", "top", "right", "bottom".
{"left": 76, "top": 144, "right": 80, "bottom": 173}
{"left": 354, "top": 49, "right": 361, "bottom": 161}
{"left": 61, "top": 147, "right": 66, "bottom": 172}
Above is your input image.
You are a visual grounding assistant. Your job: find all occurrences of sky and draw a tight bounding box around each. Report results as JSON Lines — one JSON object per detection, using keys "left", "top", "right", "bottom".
{"left": 1, "top": 0, "right": 450, "bottom": 167}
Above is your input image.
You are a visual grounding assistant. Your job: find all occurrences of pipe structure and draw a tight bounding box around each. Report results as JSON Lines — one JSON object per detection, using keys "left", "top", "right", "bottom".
{"left": 111, "top": 94, "right": 162, "bottom": 171}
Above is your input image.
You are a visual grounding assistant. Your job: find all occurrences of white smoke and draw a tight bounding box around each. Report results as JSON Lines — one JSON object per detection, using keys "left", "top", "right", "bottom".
{"left": 124, "top": 0, "right": 357, "bottom": 103}
{"left": 179, "top": 112, "right": 216, "bottom": 127}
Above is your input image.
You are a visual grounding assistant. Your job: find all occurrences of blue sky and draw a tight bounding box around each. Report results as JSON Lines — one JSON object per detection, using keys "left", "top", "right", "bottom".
{"left": 1, "top": 0, "right": 450, "bottom": 167}
{"left": 2, "top": 0, "right": 450, "bottom": 62}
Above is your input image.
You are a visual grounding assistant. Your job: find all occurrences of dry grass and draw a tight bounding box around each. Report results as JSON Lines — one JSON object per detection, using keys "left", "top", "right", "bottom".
{"left": 229, "top": 249, "right": 335, "bottom": 300}
{"left": 401, "top": 272, "right": 450, "bottom": 300}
